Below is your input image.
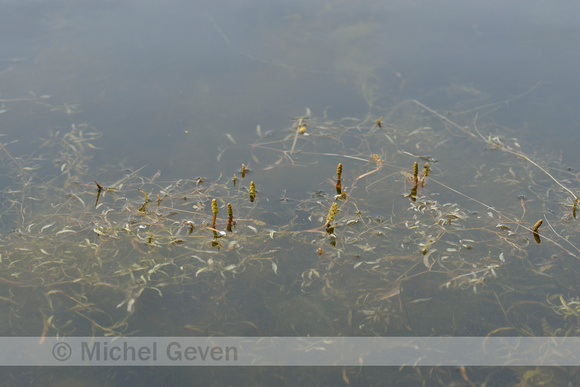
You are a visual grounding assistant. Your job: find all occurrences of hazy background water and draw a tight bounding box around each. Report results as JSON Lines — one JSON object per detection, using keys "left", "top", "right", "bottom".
{"left": 1, "top": 0, "right": 580, "bottom": 385}
{"left": 2, "top": 0, "right": 579, "bottom": 174}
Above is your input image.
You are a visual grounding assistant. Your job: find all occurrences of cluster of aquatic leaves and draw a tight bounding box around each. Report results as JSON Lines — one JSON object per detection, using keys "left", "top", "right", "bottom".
{"left": 248, "top": 97, "right": 580, "bottom": 336}
{"left": 1, "top": 90, "right": 580, "bottom": 338}
{"left": 0, "top": 124, "right": 281, "bottom": 335}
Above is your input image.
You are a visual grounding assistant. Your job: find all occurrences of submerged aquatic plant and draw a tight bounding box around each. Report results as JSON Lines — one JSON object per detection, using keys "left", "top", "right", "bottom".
{"left": 0, "top": 87, "right": 579, "bottom": 343}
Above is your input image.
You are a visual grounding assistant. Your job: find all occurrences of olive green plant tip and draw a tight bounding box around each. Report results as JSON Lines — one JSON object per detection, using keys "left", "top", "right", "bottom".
{"left": 325, "top": 202, "right": 338, "bottom": 227}
{"left": 249, "top": 181, "right": 256, "bottom": 202}
{"left": 211, "top": 198, "right": 219, "bottom": 215}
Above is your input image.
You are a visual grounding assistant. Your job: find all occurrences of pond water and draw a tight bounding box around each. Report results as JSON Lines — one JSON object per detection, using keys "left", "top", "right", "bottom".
{"left": 1, "top": 0, "right": 580, "bottom": 385}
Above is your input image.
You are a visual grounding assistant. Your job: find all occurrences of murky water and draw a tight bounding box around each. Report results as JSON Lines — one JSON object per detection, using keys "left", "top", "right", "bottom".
{"left": 1, "top": 0, "right": 580, "bottom": 385}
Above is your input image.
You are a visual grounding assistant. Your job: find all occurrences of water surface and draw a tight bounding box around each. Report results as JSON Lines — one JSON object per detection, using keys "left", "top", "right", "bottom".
{"left": 1, "top": 0, "right": 580, "bottom": 385}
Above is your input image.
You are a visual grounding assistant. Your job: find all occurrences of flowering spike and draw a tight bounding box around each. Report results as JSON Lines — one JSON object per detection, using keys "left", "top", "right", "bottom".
{"left": 249, "top": 181, "right": 256, "bottom": 202}
{"left": 211, "top": 199, "right": 218, "bottom": 228}
{"left": 532, "top": 219, "right": 543, "bottom": 232}
{"left": 325, "top": 202, "right": 338, "bottom": 227}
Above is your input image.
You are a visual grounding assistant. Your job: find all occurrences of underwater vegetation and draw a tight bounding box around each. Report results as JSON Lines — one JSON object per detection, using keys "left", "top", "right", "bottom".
{"left": 1, "top": 88, "right": 580, "bottom": 384}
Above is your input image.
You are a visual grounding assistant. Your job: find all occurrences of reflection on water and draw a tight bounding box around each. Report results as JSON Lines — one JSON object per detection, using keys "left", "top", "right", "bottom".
{"left": 2, "top": 0, "right": 580, "bottom": 385}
